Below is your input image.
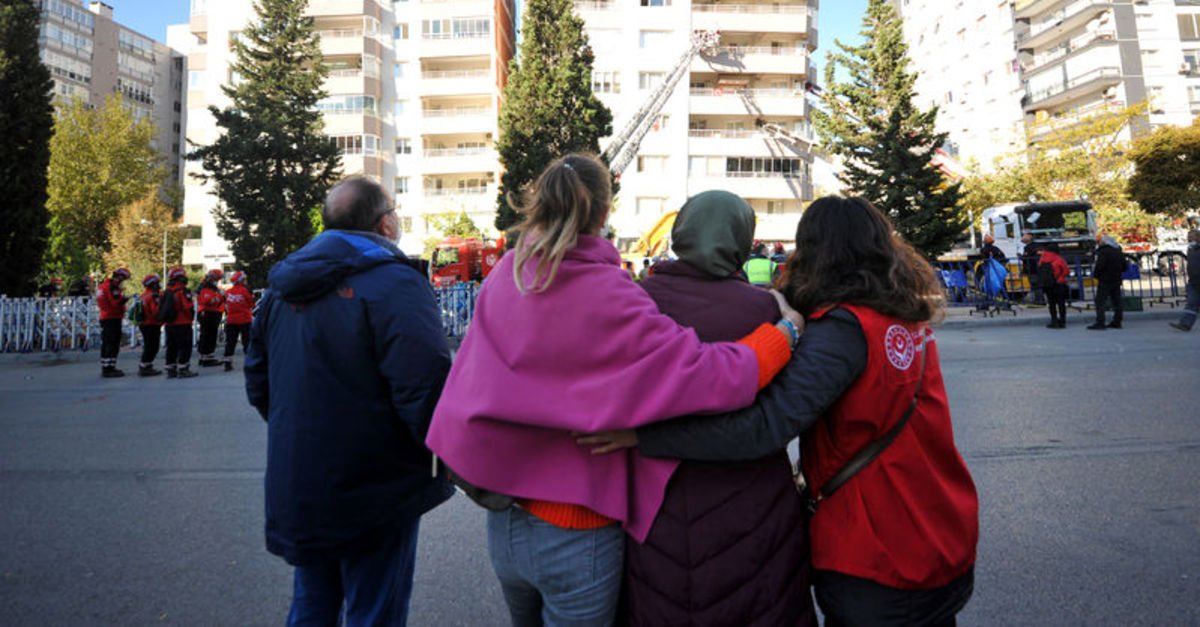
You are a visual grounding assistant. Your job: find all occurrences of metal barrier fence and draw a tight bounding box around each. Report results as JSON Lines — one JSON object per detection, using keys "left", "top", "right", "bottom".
{"left": 934, "top": 252, "right": 1190, "bottom": 315}
{"left": 0, "top": 284, "right": 484, "bottom": 354}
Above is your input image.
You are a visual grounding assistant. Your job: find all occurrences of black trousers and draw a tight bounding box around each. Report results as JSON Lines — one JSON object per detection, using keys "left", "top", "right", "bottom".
{"left": 198, "top": 311, "right": 222, "bottom": 357}
{"left": 100, "top": 319, "right": 123, "bottom": 368}
{"left": 223, "top": 323, "right": 250, "bottom": 359}
{"left": 139, "top": 325, "right": 161, "bottom": 365}
{"left": 1094, "top": 280, "right": 1123, "bottom": 324}
{"left": 816, "top": 567, "right": 974, "bottom": 627}
{"left": 164, "top": 324, "right": 193, "bottom": 367}
{"left": 1045, "top": 284, "right": 1068, "bottom": 325}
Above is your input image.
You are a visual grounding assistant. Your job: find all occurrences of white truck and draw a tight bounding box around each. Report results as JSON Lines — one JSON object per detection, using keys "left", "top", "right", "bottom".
{"left": 981, "top": 200, "right": 1098, "bottom": 262}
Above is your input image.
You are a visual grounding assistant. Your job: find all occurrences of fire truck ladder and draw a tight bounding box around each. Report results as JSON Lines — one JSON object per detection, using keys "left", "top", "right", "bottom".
{"left": 601, "top": 30, "right": 721, "bottom": 176}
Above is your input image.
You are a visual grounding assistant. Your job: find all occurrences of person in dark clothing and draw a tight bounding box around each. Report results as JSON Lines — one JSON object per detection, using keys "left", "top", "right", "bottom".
{"left": 38, "top": 278, "right": 63, "bottom": 297}
{"left": 1019, "top": 233, "right": 1044, "bottom": 305}
{"left": 580, "top": 196, "right": 978, "bottom": 626}
{"left": 136, "top": 274, "right": 164, "bottom": 377}
{"left": 245, "top": 178, "right": 454, "bottom": 625}
{"left": 159, "top": 267, "right": 197, "bottom": 379}
{"left": 96, "top": 268, "right": 131, "bottom": 377}
{"left": 67, "top": 276, "right": 92, "bottom": 298}
{"left": 628, "top": 190, "right": 816, "bottom": 627}
{"left": 1169, "top": 229, "right": 1200, "bottom": 332}
{"left": 196, "top": 269, "right": 225, "bottom": 366}
{"left": 1089, "top": 233, "right": 1125, "bottom": 330}
{"left": 979, "top": 233, "right": 1007, "bottom": 263}
{"left": 1039, "top": 244, "right": 1071, "bottom": 329}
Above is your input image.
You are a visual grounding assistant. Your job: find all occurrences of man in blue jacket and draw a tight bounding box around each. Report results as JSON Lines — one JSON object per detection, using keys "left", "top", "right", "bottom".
{"left": 245, "top": 178, "right": 454, "bottom": 625}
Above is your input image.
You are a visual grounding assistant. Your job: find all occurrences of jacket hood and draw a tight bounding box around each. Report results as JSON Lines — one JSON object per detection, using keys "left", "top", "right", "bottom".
{"left": 1098, "top": 235, "right": 1122, "bottom": 251}
{"left": 670, "top": 190, "right": 756, "bottom": 277}
{"left": 269, "top": 230, "right": 407, "bottom": 303}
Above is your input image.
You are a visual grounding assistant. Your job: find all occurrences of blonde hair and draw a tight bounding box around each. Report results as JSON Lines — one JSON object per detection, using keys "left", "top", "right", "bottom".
{"left": 510, "top": 154, "right": 612, "bottom": 293}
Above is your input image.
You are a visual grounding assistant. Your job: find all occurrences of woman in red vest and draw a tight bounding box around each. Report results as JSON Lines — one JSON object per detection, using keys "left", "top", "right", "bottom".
{"left": 582, "top": 195, "right": 979, "bottom": 626}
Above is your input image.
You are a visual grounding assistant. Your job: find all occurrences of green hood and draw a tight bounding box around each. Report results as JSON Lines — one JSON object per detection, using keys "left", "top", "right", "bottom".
{"left": 670, "top": 190, "right": 756, "bottom": 277}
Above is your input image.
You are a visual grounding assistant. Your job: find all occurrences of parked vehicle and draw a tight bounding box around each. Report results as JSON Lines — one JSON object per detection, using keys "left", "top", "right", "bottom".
{"left": 429, "top": 237, "right": 504, "bottom": 287}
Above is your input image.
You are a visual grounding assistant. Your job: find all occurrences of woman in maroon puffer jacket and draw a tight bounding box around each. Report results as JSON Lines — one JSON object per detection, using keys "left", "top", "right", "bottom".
{"left": 624, "top": 190, "right": 816, "bottom": 626}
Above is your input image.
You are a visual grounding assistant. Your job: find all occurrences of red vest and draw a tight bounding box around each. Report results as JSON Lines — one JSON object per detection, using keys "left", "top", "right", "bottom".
{"left": 140, "top": 289, "right": 163, "bottom": 326}
{"left": 224, "top": 284, "right": 254, "bottom": 325}
{"left": 96, "top": 279, "right": 127, "bottom": 321}
{"left": 197, "top": 283, "right": 225, "bottom": 313}
{"left": 164, "top": 286, "right": 195, "bottom": 325}
{"left": 801, "top": 305, "right": 978, "bottom": 590}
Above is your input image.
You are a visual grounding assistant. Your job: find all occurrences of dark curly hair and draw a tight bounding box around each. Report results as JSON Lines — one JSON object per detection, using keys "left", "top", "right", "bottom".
{"left": 781, "top": 196, "right": 945, "bottom": 323}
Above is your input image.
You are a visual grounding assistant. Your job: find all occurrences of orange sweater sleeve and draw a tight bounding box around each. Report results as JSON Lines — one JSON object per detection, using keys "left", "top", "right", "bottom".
{"left": 736, "top": 323, "right": 793, "bottom": 390}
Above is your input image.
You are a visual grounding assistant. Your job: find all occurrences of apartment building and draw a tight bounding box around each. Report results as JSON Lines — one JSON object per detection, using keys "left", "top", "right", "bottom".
{"left": 38, "top": 0, "right": 186, "bottom": 184}
{"left": 577, "top": 0, "right": 817, "bottom": 244}
{"left": 897, "top": 0, "right": 1200, "bottom": 171}
{"left": 176, "top": 0, "right": 515, "bottom": 267}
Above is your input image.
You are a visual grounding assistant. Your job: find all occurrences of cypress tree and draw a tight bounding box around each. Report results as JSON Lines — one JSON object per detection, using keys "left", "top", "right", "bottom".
{"left": 494, "top": 0, "right": 613, "bottom": 232}
{"left": 190, "top": 0, "right": 341, "bottom": 287}
{"left": 813, "top": 0, "right": 965, "bottom": 258}
{"left": 0, "top": 0, "right": 54, "bottom": 296}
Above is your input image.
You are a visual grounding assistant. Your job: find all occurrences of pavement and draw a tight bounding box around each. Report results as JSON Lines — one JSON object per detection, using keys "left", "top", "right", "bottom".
{"left": 0, "top": 316, "right": 1197, "bottom": 625}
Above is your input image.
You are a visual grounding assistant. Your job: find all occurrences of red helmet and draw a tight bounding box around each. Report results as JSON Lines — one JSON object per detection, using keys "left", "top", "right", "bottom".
{"left": 113, "top": 268, "right": 131, "bottom": 281}
{"left": 205, "top": 268, "right": 224, "bottom": 282}
{"left": 167, "top": 267, "right": 187, "bottom": 282}
{"left": 229, "top": 271, "right": 246, "bottom": 285}
{"left": 143, "top": 274, "right": 160, "bottom": 288}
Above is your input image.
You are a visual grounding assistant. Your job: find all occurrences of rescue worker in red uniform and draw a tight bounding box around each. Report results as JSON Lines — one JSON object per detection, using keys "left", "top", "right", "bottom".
{"left": 96, "top": 268, "right": 132, "bottom": 378}
{"left": 1038, "top": 244, "right": 1072, "bottom": 329}
{"left": 159, "top": 267, "right": 197, "bottom": 379}
{"left": 195, "top": 268, "right": 225, "bottom": 367}
{"left": 222, "top": 271, "right": 254, "bottom": 372}
{"left": 137, "top": 274, "right": 165, "bottom": 377}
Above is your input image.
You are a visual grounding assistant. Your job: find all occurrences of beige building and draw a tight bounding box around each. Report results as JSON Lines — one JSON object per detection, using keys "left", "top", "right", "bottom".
{"left": 578, "top": 0, "right": 818, "bottom": 243}
{"left": 38, "top": 0, "right": 186, "bottom": 185}
{"left": 176, "top": 0, "right": 516, "bottom": 266}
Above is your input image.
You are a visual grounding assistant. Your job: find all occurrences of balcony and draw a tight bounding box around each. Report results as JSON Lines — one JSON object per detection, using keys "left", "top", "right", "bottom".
{"left": 1015, "top": 0, "right": 1074, "bottom": 20}
{"left": 419, "top": 69, "right": 492, "bottom": 96}
{"left": 688, "top": 129, "right": 810, "bottom": 156}
{"left": 688, "top": 171, "right": 811, "bottom": 200}
{"left": 1023, "top": 28, "right": 1115, "bottom": 75}
{"left": 692, "top": 46, "right": 808, "bottom": 75}
{"left": 688, "top": 87, "right": 807, "bottom": 116}
{"left": 316, "top": 28, "right": 368, "bottom": 56}
{"left": 692, "top": 3, "right": 814, "bottom": 35}
{"left": 421, "top": 185, "right": 496, "bottom": 213}
{"left": 1023, "top": 66, "right": 1121, "bottom": 111}
{"left": 308, "top": 0, "right": 381, "bottom": 18}
{"left": 573, "top": 0, "right": 620, "bottom": 28}
{"left": 421, "top": 146, "right": 499, "bottom": 174}
{"left": 420, "top": 106, "right": 495, "bottom": 134}
{"left": 418, "top": 33, "right": 492, "bottom": 59}
{"left": 1018, "top": 1, "right": 1110, "bottom": 51}
{"left": 1026, "top": 99, "right": 1125, "bottom": 141}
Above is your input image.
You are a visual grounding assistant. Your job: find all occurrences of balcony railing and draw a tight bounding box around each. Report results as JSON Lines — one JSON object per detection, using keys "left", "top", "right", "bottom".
{"left": 723, "top": 171, "right": 806, "bottom": 179}
{"left": 425, "top": 186, "right": 489, "bottom": 196}
{"left": 422, "top": 69, "right": 490, "bottom": 80}
{"left": 574, "top": 0, "right": 616, "bottom": 9}
{"left": 1025, "top": 66, "right": 1120, "bottom": 105}
{"left": 1028, "top": 29, "right": 1114, "bottom": 70}
{"left": 706, "top": 45, "right": 806, "bottom": 57}
{"left": 328, "top": 68, "right": 363, "bottom": 77}
{"left": 693, "top": 3, "right": 813, "bottom": 15}
{"left": 422, "top": 106, "right": 491, "bottom": 117}
{"left": 689, "top": 129, "right": 760, "bottom": 138}
{"left": 424, "top": 147, "right": 493, "bottom": 157}
{"left": 1024, "top": 0, "right": 1108, "bottom": 42}
{"left": 689, "top": 87, "right": 800, "bottom": 98}
{"left": 421, "top": 32, "right": 491, "bottom": 41}
{"left": 1027, "top": 99, "right": 1126, "bottom": 135}
{"left": 316, "top": 28, "right": 364, "bottom": 39}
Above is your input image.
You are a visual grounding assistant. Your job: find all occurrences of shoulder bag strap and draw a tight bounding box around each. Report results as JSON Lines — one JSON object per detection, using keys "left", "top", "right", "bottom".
{"left": 808, "top": 327, "right": 928, "bottom": 514}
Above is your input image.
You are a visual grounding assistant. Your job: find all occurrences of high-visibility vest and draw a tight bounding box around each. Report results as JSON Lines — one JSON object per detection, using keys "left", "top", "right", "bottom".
{"left": 743, "top": 257, "right": 776, "bottom": 286}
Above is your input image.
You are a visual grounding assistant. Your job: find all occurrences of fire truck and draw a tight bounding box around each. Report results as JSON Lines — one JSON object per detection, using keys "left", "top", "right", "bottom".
{"left": 429, "top": 237, "right": 505, "bottom": 287}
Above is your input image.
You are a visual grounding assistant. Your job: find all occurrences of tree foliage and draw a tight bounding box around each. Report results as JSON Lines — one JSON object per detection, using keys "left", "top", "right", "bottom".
{"left": 189, "top": 0, "right": 341, "bottom": 287}
{"left": 423, "top": 211, "right": 484, "bottom": 257}
{"left": 46, "top": 96, "right": 164, "bottom": 280}
{"left": 0, "top": 0, "right": 54, "bottom": 296}
{"left": 812, "top": 0, "right": 965, "bottom": 258}
{"left": 494, "top": 0, "right": 612, "bottom": 232}
{"left": 1127, "top": 116, "right": 1200, "bottom": 217}
{"left": 103, "top": 194, "right": 185, "bottom": 281}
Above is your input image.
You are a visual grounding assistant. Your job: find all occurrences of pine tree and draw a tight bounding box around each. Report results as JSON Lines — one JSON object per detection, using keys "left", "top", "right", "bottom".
{"left": 813, "top": 0, "right": 965, "bottom": 258}
{"left": 0, "top": 0, "right": 54, "bottom": 296}
{"left": 494, "top": 0, "right": 613, "bottom": 232}
{"left": 189, "top": 0, "right": 340, "bottom": 287}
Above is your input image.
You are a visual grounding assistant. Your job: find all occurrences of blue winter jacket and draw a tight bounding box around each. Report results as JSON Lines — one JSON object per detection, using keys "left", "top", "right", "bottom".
{"left": 245, "top": 230, "right": 454, "bottom": 565}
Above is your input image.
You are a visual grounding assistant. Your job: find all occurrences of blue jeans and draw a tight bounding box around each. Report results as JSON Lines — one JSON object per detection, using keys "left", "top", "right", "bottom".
{"left": 287, "top": 517, "right": 421, "bottom": 627}
{"left": 1179, "top": 283, "right": 1199, "bottom": 329}
{"left": 487, "top": 506, "right": 623, "bottom": 627}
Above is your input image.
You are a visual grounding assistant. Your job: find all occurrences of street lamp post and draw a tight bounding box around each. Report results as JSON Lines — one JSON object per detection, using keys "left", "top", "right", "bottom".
{"left": 140, "top": 220, "right": 172, "bottom": 278}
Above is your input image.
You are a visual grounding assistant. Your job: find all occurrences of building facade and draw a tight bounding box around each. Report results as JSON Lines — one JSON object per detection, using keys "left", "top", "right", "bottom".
{"left": 896, "top": 0, "right": 1200, "bottom": 172}
{"left": 579, "top": 0, "right": 818, "bottom": 244}
{"left": 38, "top": 0, "right": 186, "bottom": 185}
{"left": 177, "top": 0, "right": 515, "bottom": 266}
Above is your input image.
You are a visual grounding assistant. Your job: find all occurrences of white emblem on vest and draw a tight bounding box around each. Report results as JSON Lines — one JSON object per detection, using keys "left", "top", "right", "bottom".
{"left": 884, "top": 324, "right": 916, "bottom": 370}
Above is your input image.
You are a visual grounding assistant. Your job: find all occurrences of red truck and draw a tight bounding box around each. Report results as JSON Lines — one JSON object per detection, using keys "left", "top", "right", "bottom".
{"left": 429, "top": 237, "right": 505, "bottom": 287}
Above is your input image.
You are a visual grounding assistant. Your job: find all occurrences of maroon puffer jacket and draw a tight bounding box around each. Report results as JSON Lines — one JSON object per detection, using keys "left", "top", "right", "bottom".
{"left": 626, "top": 260, "right": 816, "bottom": 627}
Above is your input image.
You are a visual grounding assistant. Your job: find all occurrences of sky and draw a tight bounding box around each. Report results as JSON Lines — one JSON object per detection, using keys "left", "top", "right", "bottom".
{"left": 103, "top": 0, "right": 869, "bottom": 61}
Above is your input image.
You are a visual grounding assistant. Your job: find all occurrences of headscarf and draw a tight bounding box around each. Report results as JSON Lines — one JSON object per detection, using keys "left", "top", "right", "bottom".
{"left": 670, "top": 190, "right": 756, "bottom": 277}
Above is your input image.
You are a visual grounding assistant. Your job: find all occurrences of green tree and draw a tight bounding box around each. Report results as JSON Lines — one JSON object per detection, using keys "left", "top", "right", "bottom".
{"left": 423, "top": 211, "right": 484, "bottom": 257}
{"left": 1127, "top": 116, "right": 1200, "bottom": 217}
{"left": 812, "top": 0, "right": 965, "bottom": 258}
{"left": 0, "top": 0, "right": 54, "bottom": 296}
{"left": 46, "top": 96, "right": 164, "bottom": 279}
{"left": 494, "top": 0, "right": 612, "bottom": 232}
{"left": 189, "top": 0, "right": 341, "bottom": 288}
{"left": 103, "top": 194, "right": 185, "bottom": 281}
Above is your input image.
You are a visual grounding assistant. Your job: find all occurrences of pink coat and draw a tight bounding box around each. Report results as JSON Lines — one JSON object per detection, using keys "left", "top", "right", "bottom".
{"left": 426, "top": 235, "right": 761, "bottom": 541}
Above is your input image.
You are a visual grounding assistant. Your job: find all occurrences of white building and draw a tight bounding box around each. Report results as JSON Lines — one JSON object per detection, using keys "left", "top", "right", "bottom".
{"left": 39, "top": 1, "right": 186, "bottom": 185}
{"left": 896, "top": 0, "right": 1200, "bottom": 172}
{"left": 579, "top": 0, "right": 818, "bottom": 244}
{"left": 176, "top": 0, "right": 516, "bottom": 267}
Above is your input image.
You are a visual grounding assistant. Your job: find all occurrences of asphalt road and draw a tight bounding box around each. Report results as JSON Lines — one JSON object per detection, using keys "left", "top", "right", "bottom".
{"left": 0, "top": 316, "right": 1197, "bottom": 626}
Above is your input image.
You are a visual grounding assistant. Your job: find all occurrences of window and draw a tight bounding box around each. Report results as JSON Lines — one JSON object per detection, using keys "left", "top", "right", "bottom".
{"left": 394, "top": 99, "right": 406, "bottom": 118}
{"left": 395, "top": 177, "right": 409, "bottom": 194}
{"left": 724, "top": 157, "right": 805, "bottom": 178}
{"left": 315, "top": 95, "right": 377, "bottom": 114}
{"left": 638, "top": 72, "right": 665, "bottom": 90}
{"left": 1180, "top": 14, "right": 1200, "bottom": 41}
{"left": 188, "top": 70, "right": 204, "bottom": 90}
{"left": 639, "top": 31, "right": 669, "bottom": 49}
{"left": 640, "top": 0, "right": 670, "bottom": 5}
{"left": 652, "top": 114, "right": 668, "bottom": 132}
{"left": 394, "top": 24, "right": 409, "bottom": 40}
{"left": 396, "top": 137, "right": 412, "bottom": 155}
{"left": 394, "top": 62, "right": 407, "bottom": 78}
{"left": 332, "top": 135, "right": 364, "bottom": 154}
{"left": 636, "top": 155, "right": 667, "bottom": 173}
{"left": 228, "top": 69, "right": 243, "bottom": 87}
{"left": 592, "top": 71, "right": 619, "bottom": 93}
{"left": 422, "top": 17, "right": 490, "bottom": 39}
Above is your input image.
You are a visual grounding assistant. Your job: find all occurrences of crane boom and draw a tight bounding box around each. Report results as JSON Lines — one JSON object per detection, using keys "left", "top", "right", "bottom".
{"left": 602, "top": 30, "right": 720, "bottom": 176}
